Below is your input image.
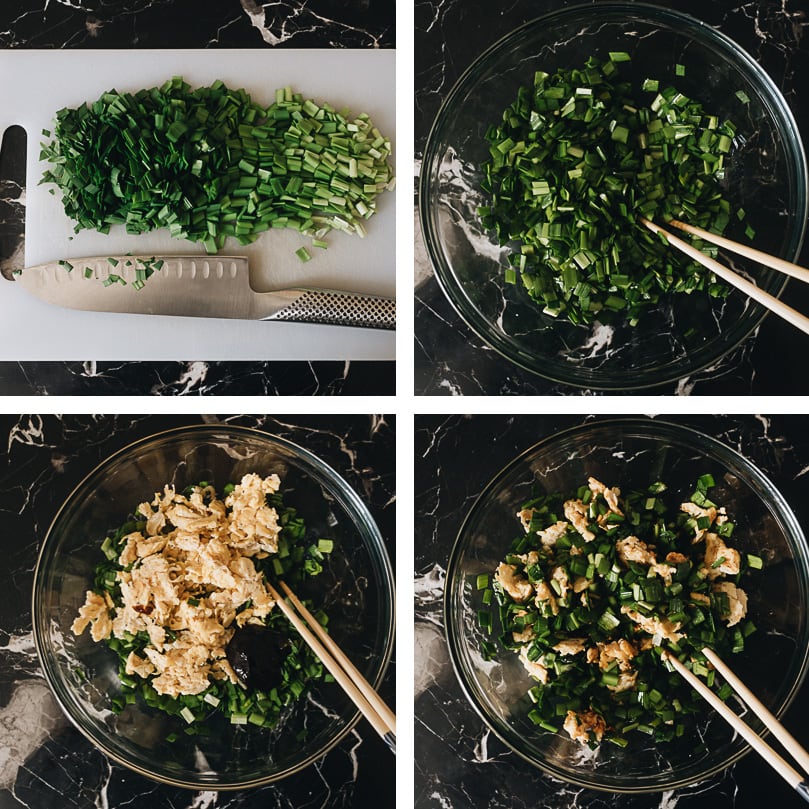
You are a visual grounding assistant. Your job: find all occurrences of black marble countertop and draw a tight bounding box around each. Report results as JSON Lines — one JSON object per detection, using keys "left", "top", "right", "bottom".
{"left": 0, "top": 413, "right": 395, "bottom": 808}
{"left": 414, "top": 414, "right": 809, "bottom": 808}
{"left": 0, "top": 1, "right": 394, "bottom": 396}
{"left": 414, "top": 0, "right": 809, "bottom": 395}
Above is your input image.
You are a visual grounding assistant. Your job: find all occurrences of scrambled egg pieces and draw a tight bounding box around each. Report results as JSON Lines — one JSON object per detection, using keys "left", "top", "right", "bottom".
{"left": 72, "top": 473, "right": 282, "bottom": 698}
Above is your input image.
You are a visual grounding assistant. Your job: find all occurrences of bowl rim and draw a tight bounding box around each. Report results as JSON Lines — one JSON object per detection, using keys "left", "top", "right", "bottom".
{"left": 419, "top": 2, "right": 809, "bottom": 390}
{"left": 443, "top": 417, "right": 809, "bottom": 792}
{"left": 31, "top": 423, "right": 396, "bottom": 790}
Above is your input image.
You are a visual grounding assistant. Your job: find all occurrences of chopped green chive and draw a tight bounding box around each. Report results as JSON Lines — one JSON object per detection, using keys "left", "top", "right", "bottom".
{"left": 40, "top": 79, "right": 394, "bottom": 285}
{"left": 478, "top": 53, "right": 747, "bottom": 325}
{"left": 746, "top": 554, "right": 763, "bottom": 570}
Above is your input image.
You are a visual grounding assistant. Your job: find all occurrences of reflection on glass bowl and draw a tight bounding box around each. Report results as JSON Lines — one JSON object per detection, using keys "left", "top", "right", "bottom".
{"left": 445, "top": 419, "right": 809, "bottom": 792}
{"left": 420, "top": 3, "right": 808, "bottom": 389}
{"left": 32, "top": 424, "right": 395, "bottom": 790}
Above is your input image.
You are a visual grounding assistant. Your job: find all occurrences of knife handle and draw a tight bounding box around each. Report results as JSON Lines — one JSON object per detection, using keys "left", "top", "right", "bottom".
{"left": 266, "top": 289, "right": 396, "bottom": 330}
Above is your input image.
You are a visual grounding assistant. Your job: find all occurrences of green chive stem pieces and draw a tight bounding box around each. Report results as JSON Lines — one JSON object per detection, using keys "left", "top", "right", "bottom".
{"left": 479, "top": 54, "right": 750, "bottom": 326}
{"left": 40, "top": 78, "right": 394, "bottom": 280}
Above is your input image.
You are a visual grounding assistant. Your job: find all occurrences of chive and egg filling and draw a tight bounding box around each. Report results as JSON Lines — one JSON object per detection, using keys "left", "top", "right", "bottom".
{"left": 72, "top": 473, "right": 334, "bottom": 733}
{"left": 480, "top": 474, "right": 760, "bottom": 747}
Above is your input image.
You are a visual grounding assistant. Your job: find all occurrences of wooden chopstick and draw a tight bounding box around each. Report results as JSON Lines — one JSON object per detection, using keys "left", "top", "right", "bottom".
{"left": 662, "top": 649, "right": 809, "bottom": 801}
{"left": 666, "top": 219, "right": 809, "bottom": 286}
{"left": 278, "top": 581, "right": 397, "bottom": 733}
{"left": 702, "top": 647, "right": 809, "bottom": 776}
{"left": 640, "top": 217, "right": 809, "bottom": 338}
{"left": 266, "top": 581, "right": 396, "bottom": 753}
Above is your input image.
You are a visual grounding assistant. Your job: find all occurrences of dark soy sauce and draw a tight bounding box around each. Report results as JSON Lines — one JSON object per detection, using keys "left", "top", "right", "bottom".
{"left": 226, "top": 625, "right": 289, "bottom": 691}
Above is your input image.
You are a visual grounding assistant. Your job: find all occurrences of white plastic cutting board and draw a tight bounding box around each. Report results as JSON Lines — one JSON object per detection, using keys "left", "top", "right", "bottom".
{"left": 0, "top": 49, "right": 395, "bottom": 360}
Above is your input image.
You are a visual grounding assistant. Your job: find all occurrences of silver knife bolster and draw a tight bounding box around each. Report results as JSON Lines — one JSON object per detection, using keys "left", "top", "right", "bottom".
{"left": 263, "top": 289, "right": 396, "bottom": 330}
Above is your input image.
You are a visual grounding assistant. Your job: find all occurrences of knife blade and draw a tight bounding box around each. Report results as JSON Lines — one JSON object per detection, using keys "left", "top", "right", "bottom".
{"left": 12, "top": 255, "right": 396, "bottom": 330}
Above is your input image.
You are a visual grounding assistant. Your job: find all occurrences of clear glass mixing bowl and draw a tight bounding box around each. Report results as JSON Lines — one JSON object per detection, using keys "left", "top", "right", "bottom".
{"left": 445, "top": 419, "right": 809, "bottom": 791}
{"left": 420, "top": 3, "right": 808, "bottom": 389}
{"left": 32, "top": 425, "right": 395, "bottom": 789}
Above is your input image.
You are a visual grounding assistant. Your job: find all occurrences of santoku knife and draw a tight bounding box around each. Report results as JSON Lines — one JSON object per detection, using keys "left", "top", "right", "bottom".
{"left": 12, "top": 255, "right": 395, "bottom": 330}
